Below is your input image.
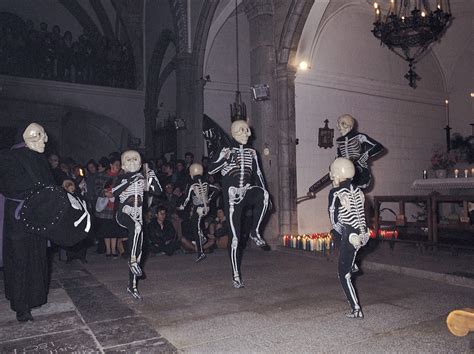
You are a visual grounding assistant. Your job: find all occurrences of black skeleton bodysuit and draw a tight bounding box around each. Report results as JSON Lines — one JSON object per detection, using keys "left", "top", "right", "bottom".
{"left": 180, "top": 176, "right": 219, "bottom": 262}
{"left": 336, "top": 131, "right": 383, "bottom": 189}
{"left": 209, "top": 140, "right": 269, "bottom": 288}
{"left": 112, "top": 169, "right": 162, "bottom": 299}
{"left": 328, "top": 180, "right": 369, "bottom": 318}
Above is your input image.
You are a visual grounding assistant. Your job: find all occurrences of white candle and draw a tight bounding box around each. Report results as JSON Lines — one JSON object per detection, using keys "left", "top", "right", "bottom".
{"left": 454, "top": 169, "right": 459, "bottom": 178}
{"left": 445, "top": 99, "right": 449, "bottom": 126}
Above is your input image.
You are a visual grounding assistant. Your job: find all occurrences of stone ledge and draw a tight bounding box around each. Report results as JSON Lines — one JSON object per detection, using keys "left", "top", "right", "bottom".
{"left": 0, "top": 75, "right": 145, "bottom": 100}
{"left": 275, "top": 245, "right": 474, "bottom": 289}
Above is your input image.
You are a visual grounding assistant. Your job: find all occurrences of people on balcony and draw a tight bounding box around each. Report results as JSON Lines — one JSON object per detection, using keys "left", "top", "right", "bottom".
{"left": 0, "top": 16, "right": 135, "bottom": 89}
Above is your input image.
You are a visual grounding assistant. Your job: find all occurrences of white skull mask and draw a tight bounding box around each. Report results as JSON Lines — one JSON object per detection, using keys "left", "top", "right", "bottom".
{"left": 337, "top": 114, "right": 355, "bottom": 136}
{"left": 231, "top": 120, "right": 251, "bottom": 145}
{"left": 329, "top": 158, "right": 355, "bottom": 187}
{"left": 121, "top": 150, "right": 141, "bottom": 173}
{"left": 189, "top": 163, "right": 203, "bottom": 178}
{"left": 23, "top": 123, "right": 48, "bottom": 153}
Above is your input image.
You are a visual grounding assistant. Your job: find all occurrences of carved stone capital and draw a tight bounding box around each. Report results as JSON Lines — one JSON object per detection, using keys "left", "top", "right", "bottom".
{"left": 243, "top": 0, "right": 273, "bottom": 21}
{"left": 276, "top": 63, "right": 296, "bottom": 81}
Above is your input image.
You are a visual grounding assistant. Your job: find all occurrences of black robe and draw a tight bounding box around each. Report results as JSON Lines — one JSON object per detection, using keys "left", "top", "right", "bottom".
{"left": 0, "top": 146, "right": 54, "bottom": 313}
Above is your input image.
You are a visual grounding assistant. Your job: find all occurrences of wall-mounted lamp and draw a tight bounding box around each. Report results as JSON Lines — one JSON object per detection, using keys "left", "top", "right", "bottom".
{"left": 263, "top": 143, "right": 270, "bottom": 156}
{"left": 298, "top": 61, "right": 309, "bottom": 70}
{"left": 318, "top": 119, "right": 334, "bottom": 149}
{"left": 251, "top": 84, "right": 270, "bottom": 101}
{"left": 174, "top": 118, "right": 187, "bottom": 130}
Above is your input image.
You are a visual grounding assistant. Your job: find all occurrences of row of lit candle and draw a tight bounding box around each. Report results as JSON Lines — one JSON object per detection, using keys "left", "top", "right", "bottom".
{"left": 282, "top": 229, "right": 398, "bottom": 250}
{"left": 282, "top": 233, "right": 334, "bottom": 252}
{"left": 423, "top": 168, "right": 474, "bottom": 179}
{"left": 454, "top": 168, "right": 474, "bottom": 178}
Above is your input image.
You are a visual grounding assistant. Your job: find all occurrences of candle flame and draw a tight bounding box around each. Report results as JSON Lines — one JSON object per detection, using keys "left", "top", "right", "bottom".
{"left": 445, "top": 99, "right": 449, "bottom": 104}
{"left": 421, "top": 11, "right": 426, "bottom": 17}
{"left": 373, "top": 2, "right": 378, "bottom": 9}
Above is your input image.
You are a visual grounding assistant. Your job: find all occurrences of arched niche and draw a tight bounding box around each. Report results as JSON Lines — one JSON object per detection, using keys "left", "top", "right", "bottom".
{"left": 0, "top": 98, "right": 130, "bottom": 163}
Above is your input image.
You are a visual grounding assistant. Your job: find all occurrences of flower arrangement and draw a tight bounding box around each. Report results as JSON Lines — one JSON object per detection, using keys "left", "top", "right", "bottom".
{"left": 430, "top": 150, "right": 456, "bottom": 170}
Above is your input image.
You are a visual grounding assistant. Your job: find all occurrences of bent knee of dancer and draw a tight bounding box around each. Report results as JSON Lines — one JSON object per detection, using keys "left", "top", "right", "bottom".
{"left": 231, "top": 236, "right": 238, "bottom": 248}
{"left": 134, "top": 223, "right": 142, "bottom": 234}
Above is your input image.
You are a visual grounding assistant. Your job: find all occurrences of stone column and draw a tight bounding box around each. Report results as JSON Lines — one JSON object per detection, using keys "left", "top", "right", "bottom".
{"left": 243, "top": 0, "right": 281, "bottom": 244}
{"left": 143, "top": 106, "right": 158, "bottom": 157}
{"left": 276, "top": 63, "right": 298, "bottom": 234}
{"left": 175, "top": 52, "right": 201, "bottom": 158}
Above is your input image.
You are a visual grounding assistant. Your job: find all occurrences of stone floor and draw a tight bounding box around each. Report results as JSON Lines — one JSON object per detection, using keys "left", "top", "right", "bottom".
{"left": 0, "top": 241, "right": 473, "bottom": 353}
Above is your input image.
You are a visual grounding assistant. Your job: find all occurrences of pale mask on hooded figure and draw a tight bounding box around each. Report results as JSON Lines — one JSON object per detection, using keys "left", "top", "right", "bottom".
{"left": 121, "top": 150, "right": 141, "bottom": 173}
{"left": 231, "top": 120, "right": 251, "bottom": 145}
{"left": 23, "top": 123, "right": 48, "bottom": 153}
{"left": 330, "top": 158, "right": 355, "bottom": 188}
{"left": 337, "top": 114, "right": 355, "bottom": 137}
{"left": 189, "top": 163, "right": 203, "bottom": 178}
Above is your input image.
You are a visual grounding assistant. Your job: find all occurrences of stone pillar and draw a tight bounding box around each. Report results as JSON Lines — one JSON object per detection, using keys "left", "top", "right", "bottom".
{"left": 175, "top": 52, "right": 202, "bottom": 158}
{"left": 243, "top": 0, "right": 281, "bottom": 244}
{"left": 276, "top": 64, "right": 298, "bottom": 234}
{"left": 143, "top": 106, "right": 158, "bottom": 157}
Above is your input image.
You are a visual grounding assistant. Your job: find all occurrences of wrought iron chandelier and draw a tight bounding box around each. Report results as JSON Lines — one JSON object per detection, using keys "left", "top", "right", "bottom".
{"left": 371, "top": 0, "right": 452, "bottom": 88}
{"left": 230, "top": 0, "right": 247, "bottom": 121}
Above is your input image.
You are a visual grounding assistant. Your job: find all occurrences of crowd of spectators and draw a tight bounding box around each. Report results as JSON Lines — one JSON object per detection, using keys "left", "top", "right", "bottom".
{"left": 0, "top": 15, "right": 135, "bottom": 89}
{"left": 47, "top": 150, "right": 231, "bottom": 264}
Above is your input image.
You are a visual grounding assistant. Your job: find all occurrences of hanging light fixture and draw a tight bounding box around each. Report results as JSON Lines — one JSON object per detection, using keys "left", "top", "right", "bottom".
{"left": 230, "top": 0, "right": 247, "bottom": 122}
{"left": 371, "top": 0, "right": 452, "bottom": 88}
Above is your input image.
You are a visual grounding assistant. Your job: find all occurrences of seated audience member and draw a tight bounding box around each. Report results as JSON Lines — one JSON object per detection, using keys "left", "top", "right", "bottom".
{"left": 160, "top": 182, "right": 178, "bottom": 213}
{"left": 147, "top": 206, "right": 180, "bottom": 256}
{"left": 209, "top": 208, "right": 229, "bottom": 249}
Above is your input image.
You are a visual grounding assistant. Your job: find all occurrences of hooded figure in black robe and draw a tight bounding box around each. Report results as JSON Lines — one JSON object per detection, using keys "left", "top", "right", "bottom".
{"left": 0, "top": 123, "right": 53, "bottom": 322}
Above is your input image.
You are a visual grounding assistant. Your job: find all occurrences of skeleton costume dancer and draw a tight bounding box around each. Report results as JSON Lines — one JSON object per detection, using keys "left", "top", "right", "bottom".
{"left": 112, "top": 151, "right": 162, "bottom": 300}
{"left": 336, "top": 114, "right": 384, "bottom": 189}
{"left": 179, "top": 163, "right": 219, "bottom": 262}
{"left": 209, "top": 120, "right": 270, "bottom": 288}
{"left": 328, "top": 158, "right": 369, "bottom": 319}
